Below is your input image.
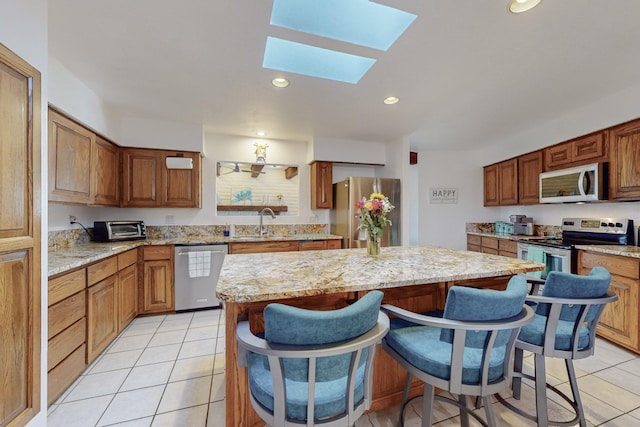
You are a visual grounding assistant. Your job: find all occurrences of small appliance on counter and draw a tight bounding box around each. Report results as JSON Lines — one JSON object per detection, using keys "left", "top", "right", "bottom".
{"left": 93, "top": 220, "right": 147, "bottom": 242}
{"left": 510, "top": 215, "right": 535, "bottom": 236}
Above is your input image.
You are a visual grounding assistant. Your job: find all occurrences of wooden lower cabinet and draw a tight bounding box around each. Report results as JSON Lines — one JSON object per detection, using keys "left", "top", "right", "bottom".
{"left": 466, "top": 235, "right": 517, "bottom": 258}
{"left": 118, "top": 263, "right": 139, "bottom": 331}
{"left": 47, "top": 269, "right": 87, "bottom": 405}
{"left": 230, "top": 239, "right": 341, "bottom": 254}
{"left": 579, "top": 250, "right": 640, "bottom": 353}
{"left": 141, "top": 246, "right": 174, "bottom": 314}
{"left": 87, "top": 275, "right": 118, "bottom": 363}
{"left": 48, "top": 250, "right": 141, "bottom": 405}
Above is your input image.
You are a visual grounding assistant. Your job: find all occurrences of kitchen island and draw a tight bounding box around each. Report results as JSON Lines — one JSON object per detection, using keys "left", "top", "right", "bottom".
{"left": 217, "top": 245, "right": 544, "bottom": 427}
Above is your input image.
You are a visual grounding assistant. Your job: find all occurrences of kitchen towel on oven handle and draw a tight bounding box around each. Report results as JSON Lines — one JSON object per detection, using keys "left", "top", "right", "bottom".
{"left": 526, "top": 246, "right": 547, "bottom": 279}
{"left": 188, "top": 251, "right": 211, "bottom": 278}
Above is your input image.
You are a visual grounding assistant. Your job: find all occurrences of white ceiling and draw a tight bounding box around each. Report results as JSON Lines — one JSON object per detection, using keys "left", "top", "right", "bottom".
{"left": 48, "top": 0, "right": 640, "bottom": 150}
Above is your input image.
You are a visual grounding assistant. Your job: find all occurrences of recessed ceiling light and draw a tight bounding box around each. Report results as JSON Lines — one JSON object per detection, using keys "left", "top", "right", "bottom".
{"left": 509, "top": 0, "right": 542, "bottom": 13}
{"left": 271, "top": 77, "right": 289, "bottom": 88}
{"left": 384, "top": 96, "right": 399, "bottom": 105}
{"left": 256, "top": 131, "right": 266, "bottom": 137}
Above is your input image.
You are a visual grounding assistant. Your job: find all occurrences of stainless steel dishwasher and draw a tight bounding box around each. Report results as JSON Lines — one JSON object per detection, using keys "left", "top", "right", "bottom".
{"left": 174, "top": 244, "right": 228, "bottom": 311}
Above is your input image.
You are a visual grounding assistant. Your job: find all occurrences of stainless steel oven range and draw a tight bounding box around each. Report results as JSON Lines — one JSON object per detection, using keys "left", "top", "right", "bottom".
{"left": 517, "top": 217, "right": 634, "bottom": 279}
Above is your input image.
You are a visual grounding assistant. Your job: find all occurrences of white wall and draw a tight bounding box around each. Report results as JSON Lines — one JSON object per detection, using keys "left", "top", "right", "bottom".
{"left": 310, "top": 137, "right": 387, "bottom": 165}
{"left": 416, "top": 81, "right": 640, "bottom": 250}
{"left": 120, "top": 116, "right": 204, "bottom": 152}
{"left": 49, "top": 56, "right": 121, "bottom": 141}
{"left": 1, "top": 0, "right": 48, "bottom": 425}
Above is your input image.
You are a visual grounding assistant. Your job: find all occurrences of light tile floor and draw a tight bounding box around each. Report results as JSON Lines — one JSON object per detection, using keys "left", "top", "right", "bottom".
{"left": 48, "top": 308, "right": 640, "bottom": 426}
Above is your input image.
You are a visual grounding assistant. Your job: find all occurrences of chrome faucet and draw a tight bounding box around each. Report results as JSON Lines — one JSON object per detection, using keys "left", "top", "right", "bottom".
{"left": 259, "top": 207, "right": 276, "bottom": 236}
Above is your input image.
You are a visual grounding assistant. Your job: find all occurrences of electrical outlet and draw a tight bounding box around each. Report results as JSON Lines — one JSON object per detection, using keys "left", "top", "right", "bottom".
{"left": 165, "top": 215, "right": 175, "bottom": 224}
{"left": 69, "top": 215, "right": 77, "bottom": 224}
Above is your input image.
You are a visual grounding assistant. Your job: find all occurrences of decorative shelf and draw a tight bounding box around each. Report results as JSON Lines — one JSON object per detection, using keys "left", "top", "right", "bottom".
{"left": 216, "top": 205, "right": 288, "bottom": 214}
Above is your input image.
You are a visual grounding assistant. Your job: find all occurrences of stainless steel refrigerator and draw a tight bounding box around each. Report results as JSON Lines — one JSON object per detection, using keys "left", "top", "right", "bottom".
{"left": 330, "top": 177, "right": 401, "bottom": 248}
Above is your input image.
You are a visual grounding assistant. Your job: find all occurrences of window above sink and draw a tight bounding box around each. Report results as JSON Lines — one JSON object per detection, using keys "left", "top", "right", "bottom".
{"left": 216, "top": 161, "right": 300, "bottom": 216}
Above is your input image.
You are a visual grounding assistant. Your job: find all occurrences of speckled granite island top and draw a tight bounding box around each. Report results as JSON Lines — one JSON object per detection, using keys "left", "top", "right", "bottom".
{"left": 216, "top": 245, "right": 545, "bottom": 303}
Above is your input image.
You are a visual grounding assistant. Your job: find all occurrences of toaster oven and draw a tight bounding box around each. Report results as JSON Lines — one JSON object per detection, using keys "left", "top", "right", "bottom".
{"left": 93, "top": 221, "right": 147, "bottom": 242}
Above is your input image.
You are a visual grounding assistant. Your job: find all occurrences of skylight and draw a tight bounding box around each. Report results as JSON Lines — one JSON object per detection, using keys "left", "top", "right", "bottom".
{"left": 270, "top": 0, "right": 417, "bottom": 51}
{"left": 263, "top": 37, "right": 376, "bottom": 84}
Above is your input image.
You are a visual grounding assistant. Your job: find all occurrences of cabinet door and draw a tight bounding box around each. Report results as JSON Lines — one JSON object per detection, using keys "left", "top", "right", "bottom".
{"left": 87, "top": 275, "right": 118, "bottom": 364}
{"left": 597, "top": 274, "right": 639, "bottom": 350}
{"left": 518, "top": 151, "right": 542, "bottom": 205}
{"left": 162, "top": 152, "right": 201, "bottom": 208}
{"left": 483, "top": 164, "right": 499, "bottom": 206}
{"left": 93, "top": 136, "right": 120, "bottom": 206}
{"left": 498, "top": 159, "right": 518, "bottom": 205}
{"left": 0, "top": 44, "right": 42, "bottom": 426}
{"left": 118, "top": 263, "right": 138, "bottom": 331}
{"left": 141, "top": 259, "right": 174, "bottom": 314}
{"left": 579, "top": 251, "right": 640, "bottom": 352}
{"left": 609, "top": 119, "right": 640, "bottom": 200}
{"left": 573, "top": 132, "right": 605, "bottom": 163}
{"left": 49, "top": 108, "right": 94, "bottom": 203}
{"left": 122, "top": 148, "right": 161, "bottom": 207}
{"left": 310, "top": 161, "right": 333, "bottom": 209}
{"left": 544, "top": 142, "right": 572, "bottom": 170}
{"left": 298, "top": 240, "right": 326, "bottom": 251}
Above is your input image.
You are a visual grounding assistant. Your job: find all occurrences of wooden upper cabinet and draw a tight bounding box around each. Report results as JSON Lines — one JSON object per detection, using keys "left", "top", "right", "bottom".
{"left": 518, "top": 151, "right": 542, "bottom": 205}
{"left": 483, "top": 164, "right": 499, "bottom": 206}
{"left": 310, "top": 161, "right": 333, "bottom": 209}
{"left": 122, "top": 148, "right": 201, "bottom": 208}
{"left": 93, "top": 136, "right": 120, "bottom": 206}
{"left": 499, "top": 158, "right": 518, "bottom": 205}
{"left": 162, "top": 151, "right": 201, "bottom": 208}
{"left": 544, "top": 132, "right": 606, "bottom": 171}
{"left": 48, "top": 109, "right": 94, "bottom": 204}
{"left": 0, "top": 42, "right": 42, "bottom": 427}
{"left": 483, "top": 159, "right": 517, "bottom": 206}
{"left": 121, "top": 148, "right": 161, "bottom": 207}
{"left": 48, "top": 108, "right": 121, "bottom": 206}
{"left": 608, "top": 118, "right": 640, "bottom": 200}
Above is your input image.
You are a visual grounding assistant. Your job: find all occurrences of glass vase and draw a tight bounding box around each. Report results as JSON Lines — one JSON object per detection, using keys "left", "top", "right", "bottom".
{"left": 367, "top": 236, "right": 381, "bottom": 256}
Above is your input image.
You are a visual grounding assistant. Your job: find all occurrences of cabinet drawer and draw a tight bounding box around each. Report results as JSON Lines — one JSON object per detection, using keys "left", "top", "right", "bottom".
{"left": 326, "top": 240, "right": 342, "bottom": 250}
{"left": 481, "top": 237, "right": 499, "bottom": 250}
{"left": 49, "top": 268, "right": 86, "bottom": 306}
{"left": 580, "top": 252, "right": 639, "bottom": 279}
{"left": 144, "top": 245, "right": 172, "bottom": 260}
{"left": 230, "top": 241, "right": 298, "bottom": 254}
{"left": 48, "top": 291, "right": 86, "bottom": 339}
{"left": 118, "top": 249, "right": 138, "bottom": 270}
{"left": 48, "top": 344, "right": 87, "bottom": 406}
{"left": 498, "top": 239, "right": 517, "bottom": 253}
{"left": 467, "top": 235, "right": 482, "bottom": 246}
{"left": 48, "top": 317, "right": 86, "bottom": 371}
{"left": 299, "top": 240, "right": 326, "bottom": 251}
{"left": 87, "top": 256, "right": 117, "bottom": 286}
{"left": 481, "top": 247, "right": 499, "bottom": 255}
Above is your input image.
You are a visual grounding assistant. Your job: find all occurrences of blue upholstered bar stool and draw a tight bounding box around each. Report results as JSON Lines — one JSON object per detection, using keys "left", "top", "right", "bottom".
{"left": 236, "top": 290, "right": 389, "bottom": 427}
{"left": 381, "top": 276, "right": 534, "bottom": 427}
{"left": 497, "top": 267, "right": 617, "bottom": 427}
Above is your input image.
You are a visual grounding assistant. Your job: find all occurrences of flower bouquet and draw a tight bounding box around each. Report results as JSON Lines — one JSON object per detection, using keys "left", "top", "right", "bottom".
{"left": 356, "top": 192, "right": 394, "bottom": 256}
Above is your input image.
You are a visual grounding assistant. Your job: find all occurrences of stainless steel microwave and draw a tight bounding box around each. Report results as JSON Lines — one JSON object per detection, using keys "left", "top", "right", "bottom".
{"left": 539, "top": 163, "right": 607, "bottom": 203}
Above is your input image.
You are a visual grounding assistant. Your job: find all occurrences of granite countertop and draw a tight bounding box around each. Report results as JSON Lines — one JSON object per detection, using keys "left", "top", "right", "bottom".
{"left": 216, "top": 245, "right": 545, "bottom": 303}
{"left": 575, "top": 245, "right": 640, "bottom": 259}
{"left": 48, "top": 234, "right": 341, "bottom": 277}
